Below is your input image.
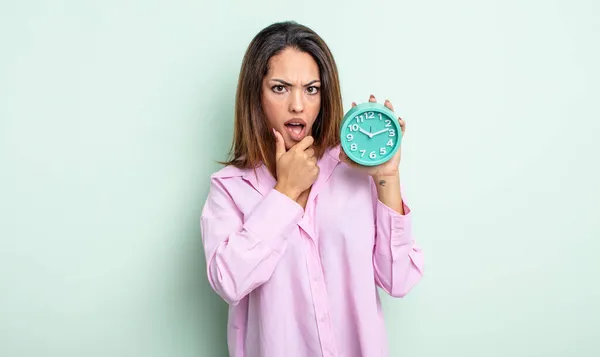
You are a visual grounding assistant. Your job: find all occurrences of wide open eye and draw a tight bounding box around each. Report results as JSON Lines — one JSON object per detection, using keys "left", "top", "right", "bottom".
{"left": 306, "top": 86, "right": 320, "bottom": 95}
{"left": 272, "top": 85, "right": 286, "bottom": 93}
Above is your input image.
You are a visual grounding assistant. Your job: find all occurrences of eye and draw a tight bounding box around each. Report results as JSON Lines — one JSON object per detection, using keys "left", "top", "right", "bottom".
{"left": 306, "top": 86, "right": 320, "bottom": 95}
{"left": 271, "top": 85, "right": 286, "bottom": 93}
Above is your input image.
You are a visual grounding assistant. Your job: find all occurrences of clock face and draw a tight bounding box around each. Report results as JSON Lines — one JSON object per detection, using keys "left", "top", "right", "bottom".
{"left": 340, "top": 102, "right": 402, "bottom": 166}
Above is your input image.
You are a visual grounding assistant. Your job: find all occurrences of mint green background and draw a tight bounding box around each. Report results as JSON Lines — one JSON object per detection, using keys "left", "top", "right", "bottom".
{"left": 1, "top": 1, "right": 599, "bottom": 356}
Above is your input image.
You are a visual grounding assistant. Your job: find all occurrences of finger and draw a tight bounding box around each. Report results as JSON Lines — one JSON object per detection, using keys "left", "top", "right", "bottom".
{"left": 339, "top": 150, "right": 353, "bottom": 165}
{"left": 305, "top": 147, "right": 315, "bottom": 158}
{"left": 351, "top": 101, "right": 357, "bottom": 107}
{"left": 292, "top": 135, "right": 314, "bottom": 151}
{"left": 273, "top": 129, "right": 286, "bottom": 159}
{"left": 384, "top": 99, "right": 395, "bottom": 112}
{"left": 399, "top": 118, "right": 406, "bottom": 132}
{"left": 339, "top": 150, "right": 348, "bottom": 161}
{"left": 369, "top": 94, "right": 376, "bottom": 103}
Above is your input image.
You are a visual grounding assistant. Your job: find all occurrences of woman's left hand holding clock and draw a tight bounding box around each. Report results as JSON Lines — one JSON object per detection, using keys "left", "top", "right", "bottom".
{"left": 339, "top": 94, "right": 406, "bottom": 178}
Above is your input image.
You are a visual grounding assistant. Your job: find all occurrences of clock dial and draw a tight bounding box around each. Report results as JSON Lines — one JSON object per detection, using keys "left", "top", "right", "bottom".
{"left": 340, "top": 102, "right": 402, "bottom": 166}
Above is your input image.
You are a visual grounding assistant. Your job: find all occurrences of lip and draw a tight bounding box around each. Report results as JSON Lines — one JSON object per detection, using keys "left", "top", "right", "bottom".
{"left": 284, "top": 118, "right": 307, "bottom": 126}
{"left": 283, "top": 118, "right": 308, "bottom": 141}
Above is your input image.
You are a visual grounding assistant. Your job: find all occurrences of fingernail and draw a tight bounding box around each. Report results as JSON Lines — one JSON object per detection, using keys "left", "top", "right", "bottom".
{"left": 370, "top": 94, "right": 375, "bottom": 98}
{"left": 272, "top": 128, "right": 277, "bottom": 139}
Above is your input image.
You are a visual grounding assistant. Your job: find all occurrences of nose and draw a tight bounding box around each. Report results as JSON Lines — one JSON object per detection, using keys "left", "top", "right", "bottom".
{"left": 289, "top": 89, "right": 304, "bottom": 113}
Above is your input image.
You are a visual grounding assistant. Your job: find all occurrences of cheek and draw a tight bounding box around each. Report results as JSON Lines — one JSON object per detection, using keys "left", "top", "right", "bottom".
{"left": 262, "top": 93, "right": 284, "bottom": 124}
{"left": 308, "top": 96, "right": 322, "bottom": 117}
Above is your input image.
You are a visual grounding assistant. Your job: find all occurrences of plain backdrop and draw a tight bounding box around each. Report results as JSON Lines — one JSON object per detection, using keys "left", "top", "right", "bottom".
{"left": 1, "top": 0, "right": 599, "bottom": 356}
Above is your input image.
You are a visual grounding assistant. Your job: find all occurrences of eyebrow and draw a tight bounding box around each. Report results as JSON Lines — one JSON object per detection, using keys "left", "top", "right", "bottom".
{"left": 271, "top": 79, "right": 321, "bottom": 86}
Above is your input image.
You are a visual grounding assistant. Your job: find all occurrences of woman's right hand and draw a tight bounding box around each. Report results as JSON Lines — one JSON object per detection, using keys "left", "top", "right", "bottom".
{"left": 272, "top": 129, "right": 319, "bottom": 201}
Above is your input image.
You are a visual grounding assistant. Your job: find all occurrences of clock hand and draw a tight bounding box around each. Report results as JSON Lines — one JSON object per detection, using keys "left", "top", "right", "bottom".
{"left": 358, "top": 127, "right": 373, "bottom": 138}
{"left": 371, "top": 128, "right": 389, "bottom": 137}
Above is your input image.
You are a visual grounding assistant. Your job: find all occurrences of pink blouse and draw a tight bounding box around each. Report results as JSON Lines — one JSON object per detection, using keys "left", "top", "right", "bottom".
{"left": 200, "top": 145, "right": 424, "bottom": 357}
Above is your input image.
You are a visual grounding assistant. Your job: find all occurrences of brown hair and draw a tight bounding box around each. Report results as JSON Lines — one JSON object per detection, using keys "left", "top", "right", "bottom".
{"left": 221, "top": 21, "right": 343, "bottom": 179}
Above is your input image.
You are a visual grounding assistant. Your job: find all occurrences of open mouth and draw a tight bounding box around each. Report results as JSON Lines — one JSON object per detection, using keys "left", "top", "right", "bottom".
{"left": 284, "top": 119, "right": 307, "bottom": 140}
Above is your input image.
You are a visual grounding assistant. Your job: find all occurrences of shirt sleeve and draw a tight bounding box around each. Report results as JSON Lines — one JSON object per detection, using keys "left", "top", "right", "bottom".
{"left": 370, "top": 180, "right": 425, "bottom": 298}
{"left": 200, "top": 177, "right": 303, "bottom": 305}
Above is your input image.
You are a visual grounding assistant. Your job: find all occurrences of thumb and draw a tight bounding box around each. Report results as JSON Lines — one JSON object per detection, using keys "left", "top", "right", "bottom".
{"left": 273, "top": 128, "right": 286, "bottom": 159}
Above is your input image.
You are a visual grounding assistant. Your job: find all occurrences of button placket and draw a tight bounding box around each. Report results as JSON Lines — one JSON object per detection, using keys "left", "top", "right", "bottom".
{"left": 300, "top": 196, "right": 338, "bottom": 357}
{"left": 303, "top": 234, "right": 337, "bottom": 357}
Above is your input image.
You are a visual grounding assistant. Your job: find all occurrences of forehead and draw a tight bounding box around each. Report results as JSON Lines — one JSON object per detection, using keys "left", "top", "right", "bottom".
{"left": 266, "top": 47, "right": 320, "bottom": 80}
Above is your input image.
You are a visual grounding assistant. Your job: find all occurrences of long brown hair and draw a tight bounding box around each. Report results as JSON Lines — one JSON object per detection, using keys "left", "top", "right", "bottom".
{"left": 221, "top": 21, "right": 343, "bottom": 179}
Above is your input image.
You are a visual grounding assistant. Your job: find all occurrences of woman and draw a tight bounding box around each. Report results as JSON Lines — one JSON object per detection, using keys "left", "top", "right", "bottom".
{"left": 200, "top": 21, "right": 424, "bottom": 357}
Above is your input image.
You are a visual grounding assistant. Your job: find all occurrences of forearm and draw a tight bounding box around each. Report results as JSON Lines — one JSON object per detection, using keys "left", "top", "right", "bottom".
{"left": 201, "top": 187, "right": 304, "bottom": 305}
{"left": 373, "top": 173, "right": 405, "bottom": 215}
{"left": 371, "top": 172, "right": 424, "bottom": 297}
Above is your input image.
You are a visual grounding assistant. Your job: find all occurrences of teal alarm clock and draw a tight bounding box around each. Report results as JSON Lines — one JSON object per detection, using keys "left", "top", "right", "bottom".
{"left": 340, "top": 102, "right": 402, "bottom": 166}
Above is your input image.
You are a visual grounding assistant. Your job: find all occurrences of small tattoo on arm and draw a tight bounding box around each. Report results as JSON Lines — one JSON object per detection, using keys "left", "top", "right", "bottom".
{"left": 378, "top": 179, "right": 386, "bottom": 186}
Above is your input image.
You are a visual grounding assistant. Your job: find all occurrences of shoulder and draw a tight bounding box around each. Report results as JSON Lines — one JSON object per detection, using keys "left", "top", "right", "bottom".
{"left": 210, "top": 164, "right": 247, "bottom": 180}
{"left": 209, "top": 163, "right": 261, "bottom": 194}
{"left": 202, "top": 165, "right": 254, "bottom": 215}
{"left": 204, "top": 165, "right": 252, "bottom": 198}
{"left": 207, "top": 163, "right": 268, "bottom": 198}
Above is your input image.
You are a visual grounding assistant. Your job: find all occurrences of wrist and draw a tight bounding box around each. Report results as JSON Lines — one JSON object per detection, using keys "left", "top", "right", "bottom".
{"left": 372, "top": 173, "right": 404, "bottom": 214}
{"left": 274, "top": 182, "right": 301, "bottom": 201}
{"left": 373, "top": 172, "right": 400, "bottom": 184}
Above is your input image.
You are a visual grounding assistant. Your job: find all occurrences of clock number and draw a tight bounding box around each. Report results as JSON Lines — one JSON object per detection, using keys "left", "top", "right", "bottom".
{"left": 389, "top": 129, "right": 395, "bottom": 137}
{"left": 386, "top": 139, "right": 393, "bottom": 147}
{"left": 366, "top": 112, "right": 374, "bottom": 119}
{"left": 348, "top": 124, "right": 359, "bottom": 131}
{"left": 378, "top": 113, "right": 382, "bottom": 120}
{"left": 369, "top": 151, "right": 376, "bottom": 159}
{"left": 346, "top": 133, "right": 354, "bottom": 141}
{"left": 360, "top": 149, "right": 366, "bottom": 157}
{"left": 355, "top": 116, "right": 364, "bottom": 123}
{"left": 350, "top": 143, "right": 357, "bottom": 151}
{"left": 385, "top": 119, "right": 392, "bottom": 127}
{"left": 380, "top": 147, "right": 387, "bottom": 155}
